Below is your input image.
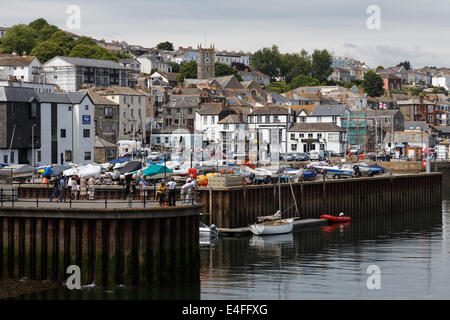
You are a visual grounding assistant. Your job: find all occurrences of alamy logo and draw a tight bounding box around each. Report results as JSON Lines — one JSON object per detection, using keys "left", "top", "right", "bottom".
{"left": 66, "top": 5, "right": 81, "bottom": 30}
{"left": 366, "top": 5, "right": 381, "bottom": 30}
{"left": 366, "top": 265, "right": 381, "bottom": 289}
{"left": 65, "top": 265, "right": 81, "bottom": 290}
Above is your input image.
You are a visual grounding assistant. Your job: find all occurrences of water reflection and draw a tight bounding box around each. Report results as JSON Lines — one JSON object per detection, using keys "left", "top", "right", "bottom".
{"left": 200, "top": 207, "right": 448, "bottom": 299}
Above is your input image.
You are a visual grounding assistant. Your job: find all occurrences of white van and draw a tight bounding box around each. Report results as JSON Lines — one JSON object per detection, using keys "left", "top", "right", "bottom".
{"left": 309, "top": 150, "right": 325, "bottom": 160}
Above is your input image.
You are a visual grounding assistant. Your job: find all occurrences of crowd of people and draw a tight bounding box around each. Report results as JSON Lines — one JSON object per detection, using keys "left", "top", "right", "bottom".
{"left": 48, "top": 173, "right": 200, "bottom": 208}
{"left": 49, "top": 174, "right": 96, "bottom": 202}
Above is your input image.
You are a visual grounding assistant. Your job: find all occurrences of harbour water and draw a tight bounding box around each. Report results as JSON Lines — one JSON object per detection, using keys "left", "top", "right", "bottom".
{"left": 7, "top": 188, "right": 450, "bottom": 300}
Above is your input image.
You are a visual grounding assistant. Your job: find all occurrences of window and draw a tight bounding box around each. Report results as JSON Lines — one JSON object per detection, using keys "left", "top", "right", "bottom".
{"left": 84, "top": 152, "right": 91, "bottom": 161}
{"left": 53, "top": 75, "right": 57, "bottom": 79}
{"left": 123, "top": 111, "right": 126, "bottom": 118}
{"left": 68, "top": 105, "right": 72, "bottom": 111}
{"left": 332, "top": 116, "right": 337, "bottom": 124}
{"left": 223, "top": 124, "right": 229, "bottom": 130}
{"left": 3, "top": 155, "right": 7, "bottom": 163}
{"left": 30, "top": 102, "right": 37, "bottom": 118}
{"left": 428, "top": 105, "right": 433, "bottom": 113}
{"left": 299, "top": 133, "right": 304, "bottom": 138}
{"left": 37, "top": 151, "right": 41, "bottom": 162}
{"left": 156, "top": 137, "right": 161, "bottom": 144}
{"left": 308, "top": 133, "right": 313, "bottom": 138}
{"left": 83, "top": 129, "right": 90, "bottom": 138}
{"left": 85, "top": 105, "right": 89, "bottom": 111}
{"left": 317, "top": 116, "right": 322, "bottom": 122}
{"left": 203, "top": 116, "right": 208, "bottom": 124}
{"left": 131, "top": 109, "right": 134, "bottom": 118}
{"left": 61, "top": 129, "right": 66, "bottom": 138}
{"left": 65, "top": 150, "right": 72, "bottom": 161}
{"left": 428, "top": 115, "right": 434, "bottom": 122}
{"left": 104, "top": 107, "right": 113, "bottom": 118}
{"left": 138, "top": 109, "right": 141, "bottom": 118}
{"left": 291, "top": 144, "right": 297, "bottom": 151}
{"left": 131, "top": 96, "right": 134, "bottom": 104}
{"left": 211, "top": 116, "right": 215, "bottom": 124}
{"left": 123, "top": 97, "right": 127, "bottom": 104}
{"left": 291, "top": 133, "right": 296, "bottom": 139}
{"left": 317, "top": 133, "right": 322, "bottom": 139}
{"left": 10, "top": 151, "right": 15, "bottom": 163}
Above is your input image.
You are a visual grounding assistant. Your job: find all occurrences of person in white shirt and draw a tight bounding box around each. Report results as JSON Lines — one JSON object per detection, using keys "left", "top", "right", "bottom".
{"left": 167, "top": 177, "right": 177, "bottom": 206}
{"left": 88, "top": 176, "right": 95, "bottom": 200}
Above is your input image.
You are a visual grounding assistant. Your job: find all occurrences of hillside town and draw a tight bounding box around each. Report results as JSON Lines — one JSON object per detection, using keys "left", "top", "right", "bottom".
{"left": 1, "top": 19, "right": 450, "bottom": 169}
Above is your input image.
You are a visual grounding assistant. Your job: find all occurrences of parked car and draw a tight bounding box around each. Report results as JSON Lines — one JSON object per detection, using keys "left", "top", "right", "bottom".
{"left": 294, "top": 152, "right": 310, "bottom": 161}
{"left": 349, "top": 146, "right": 362, "bottom": 155}
{"left": 309, "top": 150, "right": 325, "bottom": 160}
{"left": 286, "top": 153, "right": 296, "bottom": 161}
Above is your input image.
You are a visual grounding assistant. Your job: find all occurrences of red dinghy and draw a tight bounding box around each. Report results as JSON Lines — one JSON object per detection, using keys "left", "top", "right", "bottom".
{"left": 320, "top": 214, "right": 351, "bottom": 223}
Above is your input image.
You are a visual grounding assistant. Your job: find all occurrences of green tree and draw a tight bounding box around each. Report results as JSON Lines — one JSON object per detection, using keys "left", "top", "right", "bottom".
{"left": 310, "top": 49, "right": 333, "bottom": 83}
{"left": 69, "top": 44, "right": 116, "bottom": 61}
{"left": 37, "top": 24, "right": 59, "bottom": 42}
{"left": 168, "top": 61, "right": 180, "bottom": 73}
{"left": 214, "top": 62, "right": 242, "bottom": 80}
{"left": 28, "top": 18, "right": 49, "bottom": 32}
{"left": 251, "top": 45, "right": 281, "bottom": 80}
{"left": 49, "top": 30, "right": 75, "bottom": 54}
{"left": 280, "top": 50, "right": 312, "bottom": 83}
{"left": 397, "top": 61, "right": 411, "bottom": 70}
{"left": 287, "top": 74, "right": 320, "bottom": 90}
{"left": 265, "top": 81, "right": 288, "bottom": 94}
{"left": 115, "top": 51, "right": 133, "bottom": 60}
{"left": 432, "top": 87, "right": 448, "bottom": 95}
{"left": 157, "top": 41, "right": 174, "bottom": 51}
{"left": 177, "top": 60, "right": 197, "bottom": 82}
{"left": 376, "top": 65, "right": 384, "bottom": 72}
{"left": 0, "top": 24, "right": 38, "bottom": 55}
{"left": 362, "top": 70, "right": 385, "bottom": 97}
{"left": 73, "top": 36, "right": 97, "bottom": 47}
{"left": 30, "top": 40, "right": 64, "bottom": 63}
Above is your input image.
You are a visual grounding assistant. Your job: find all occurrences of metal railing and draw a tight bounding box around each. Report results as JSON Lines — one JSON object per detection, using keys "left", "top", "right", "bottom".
{"left": 0, "top": 186, "right": 201, "bottom": 209}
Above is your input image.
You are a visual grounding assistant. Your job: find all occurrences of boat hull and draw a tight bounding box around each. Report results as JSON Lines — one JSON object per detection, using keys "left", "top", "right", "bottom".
{"left": 249, "top": 219, "right": 294, "bottom": 235}
{"left": 320, "top": 214, "right": 352, "bottom": 223}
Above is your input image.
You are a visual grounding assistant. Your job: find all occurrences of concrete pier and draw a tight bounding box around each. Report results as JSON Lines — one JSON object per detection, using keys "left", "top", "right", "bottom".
{"left": 0, "top": 205, "right": 201, "bottom": 287}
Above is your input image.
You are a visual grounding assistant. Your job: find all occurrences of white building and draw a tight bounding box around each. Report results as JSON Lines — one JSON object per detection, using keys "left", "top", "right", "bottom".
{"left": 173, "top": 47, "right": 198, "bottom": 64}
{"left": 137, "top": 55, "right": 172, "bottom": 74}
{"left": 432, "top": 75, "right": 450, "bottom": 90}
{"left": 0, "top": 79, "right": 56, "bottom": 93}
{"left": 215, "top": 51, "right": 250, "bottom": 66}
{"left": 0, "top": 56, "right": 42, "bottom": 82}
{"left": 288, "top": 123, "right": 346, "bottom": 154}
{"left": 42, "top": 56, "right": 129, "bottom": 92}
{"left": 37, "top": 92, "right": 95, "bottom": 165}
{"left": 239, "top": 70, "right": 270, "bottom": 86}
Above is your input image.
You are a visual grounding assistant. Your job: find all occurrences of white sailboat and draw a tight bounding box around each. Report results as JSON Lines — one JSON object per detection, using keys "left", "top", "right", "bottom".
{"left": 249, "top": 124, "right": 294, "bottom": 236}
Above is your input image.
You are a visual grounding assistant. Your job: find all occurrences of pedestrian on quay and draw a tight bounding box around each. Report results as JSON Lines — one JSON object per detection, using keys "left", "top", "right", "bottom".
{"left": 125, "top": 178, "right": 136, "bottom": 208}
{"left": 71, "top": 176, "right": 79, "bottom": 200}
{"left": 139, "top": 177, "right": 148, "bottom": 201}
{"left": 88, "top": 175, "right": 95, "bottom": 200}
{"left": 49, "top": 175, "right": 62, "bottom": 202}
{"left": 182, "top": 178, "right": 193, "bottom": 205}
{"left": 190, "top": 178, "right": 199, "bottom": 205}
{"left": 167, "top": 177, "right": 177, "bottom": 206}
{"left": 156, "top": 181, "right": 167, "bottom": 206}
{"left": 59, "top": 175, "right": 67, "bottom": 202}
{"left": 68, "top": 176, "right": 73, "bottom": 195}
{"left": 80, "top": 176, "right": 87, "bottom": 200}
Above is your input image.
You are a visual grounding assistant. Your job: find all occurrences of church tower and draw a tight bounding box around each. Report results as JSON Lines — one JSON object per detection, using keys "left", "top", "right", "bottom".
{"left": 197, "top": 44, "right": 215, "bottom": 79}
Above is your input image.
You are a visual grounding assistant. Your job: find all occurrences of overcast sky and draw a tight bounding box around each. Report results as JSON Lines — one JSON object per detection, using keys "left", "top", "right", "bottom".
{"left": 1, "top": 0, "right": 449, "bottom": 68}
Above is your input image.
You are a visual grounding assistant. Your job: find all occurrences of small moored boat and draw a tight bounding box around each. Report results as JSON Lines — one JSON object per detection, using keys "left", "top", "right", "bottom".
{"left": 320, "top": 214, "right": 352, "bottom": 223}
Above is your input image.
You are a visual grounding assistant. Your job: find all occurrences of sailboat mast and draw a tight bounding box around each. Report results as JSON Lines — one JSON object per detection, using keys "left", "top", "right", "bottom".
{"left": 277, "top": 122, "right": 281, "bottom": 218}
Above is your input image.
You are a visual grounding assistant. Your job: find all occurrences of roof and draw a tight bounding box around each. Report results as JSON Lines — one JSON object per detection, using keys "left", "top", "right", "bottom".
{"left": 196, "top": 103, "right": 223, "bottom": 115}
{"left": 218, "top": 114, "right": 241, "bottom": 124}
{"left": 311, "top": 104, "right": 349, "bottom": 116}
{"left": 239, "top": 70, "right": 270, "bottom": 78}
{"left": 166, "top": 95, "right": 201, "bottom": 108}
{"left": 212, "top": 75, "right": 243, "bottom": 90}
{"left": 397, "top": 98, "right": 435, "bottom": 105}
{"left": 46, "top": 56, "right": 127, "bottom": 69}
{"left": 36, "top": 92, "right": 89, "bottom": 104}
{"left": 94, "top": 136, "right": 117, "bottom": 148}
{"left": 0, "top": 56, "right": 39, "bottom": 66}
{"left": 160, "top": 72, "right": 179, "bottom": 82}
{"left": 98, "top": 86, "right": 146, "bottom": 96}
{"left": 83, "top": 89, "right": 118, "bottom": 105}
{"left": 252, "top": 106, "right": 288, "bottom": 115}
{"left": 404, "top": 121, "right": 429, "bottom": 131}
{"left": 289, "top": 123, "right": 345, "bottom": 132}
{"left": 0, "top": 86, "right": 37, "bottom": 102}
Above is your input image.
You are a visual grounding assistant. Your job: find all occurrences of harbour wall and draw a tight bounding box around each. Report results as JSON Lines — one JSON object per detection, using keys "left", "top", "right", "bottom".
{"left": 0, "top": 205, "right": 201, "bottom": 287}
{"left": 198, "top": 173, "right": 442, "bottom": 229}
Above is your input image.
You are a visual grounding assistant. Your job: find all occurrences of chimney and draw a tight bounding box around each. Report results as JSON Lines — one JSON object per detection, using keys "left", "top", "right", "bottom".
{"left": 22, "top": 51, "right": 27, "bottom": 57}
{"left": 11, "top": 51, "right": 18, "bottom": 56}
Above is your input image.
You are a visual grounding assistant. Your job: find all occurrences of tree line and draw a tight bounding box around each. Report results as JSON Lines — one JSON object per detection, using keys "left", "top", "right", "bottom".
{"left": 0, "top": 18, "right": 131, "bottom": 63}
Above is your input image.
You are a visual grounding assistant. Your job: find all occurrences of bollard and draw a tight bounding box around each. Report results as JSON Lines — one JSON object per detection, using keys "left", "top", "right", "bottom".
{"left": 105, "top": 195, "right": 107, "bottom": 209}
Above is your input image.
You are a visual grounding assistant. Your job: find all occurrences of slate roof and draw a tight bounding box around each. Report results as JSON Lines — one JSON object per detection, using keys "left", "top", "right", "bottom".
{"left": 166, "top": 95, "right": 201, "bottom": 108}
{"left": 0, "top": 86, "right": 37, "bottom": 102}
{"left": 218, "top": 114, "right": 241, "bottom": 124}
{"left": 252, "top": 106, "right": 288, "bottom": 115}
{"left": 196, "top": 103, "right": 223, "bottom": 115}
{"left": 404, "top": 121, "right": 429, "bottom": 131}
{"left": 0, "top": 56, "right": 39, "bottom": 66}
{"left": 289, "top": 123, "right": 345, "bottom": 132}
{"left": 94, "top": 136, "right": 117, "bottom": 148}
{"left": 311, "top": 104, "right": 349, "bottom": 116}
{"left": 47, "top": 56, "right": 127, "bottom": 69}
